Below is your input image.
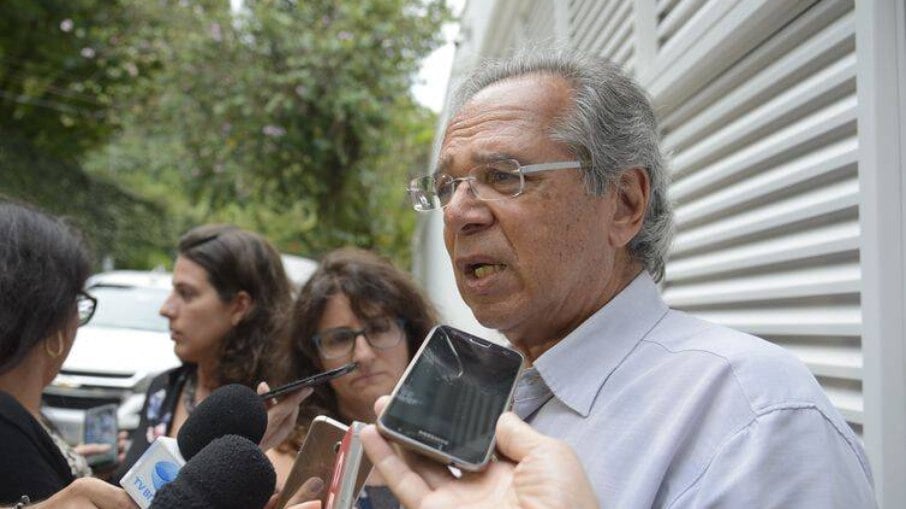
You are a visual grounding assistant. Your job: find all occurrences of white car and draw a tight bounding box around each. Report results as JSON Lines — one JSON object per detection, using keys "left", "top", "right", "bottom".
{"left": 43, "top": 270, "right": 177, "bottom": 445}
{"left": 43, "top": 256, "right": 318, "bottom": 445}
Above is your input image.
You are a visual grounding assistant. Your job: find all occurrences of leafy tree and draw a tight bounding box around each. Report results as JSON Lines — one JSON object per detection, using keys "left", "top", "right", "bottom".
{"left": 0, "top": 0, "right": 175, "bottom": 266}
{"left": 0, "top": 132, "right": 175, "bottom": 268}
{"left": 1, "top": 0, "right": 447, "bottom": 268}
{"left": 0, "top": 0, "right": 143, "bottom": 160}
{"left": 84, "top": 0, "right": 449, "bottom": 267}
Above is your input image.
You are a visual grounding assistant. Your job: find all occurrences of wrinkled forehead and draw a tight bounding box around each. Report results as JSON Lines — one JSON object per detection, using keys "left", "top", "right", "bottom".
{"left": 438, "top": 74, "right": 575, "bottom": 172}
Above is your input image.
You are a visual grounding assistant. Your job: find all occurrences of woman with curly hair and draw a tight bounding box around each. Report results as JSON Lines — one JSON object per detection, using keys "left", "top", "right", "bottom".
{"left": 117, "top": 224, "right": 310, "bottom": 478}
{"left": 270, "top": 247, "right": 438, "bottom": 507}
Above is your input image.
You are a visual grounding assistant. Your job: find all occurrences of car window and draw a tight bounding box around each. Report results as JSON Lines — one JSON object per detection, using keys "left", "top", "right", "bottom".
{"left": 87, "top": 285, "right": 170, "bottom": 332}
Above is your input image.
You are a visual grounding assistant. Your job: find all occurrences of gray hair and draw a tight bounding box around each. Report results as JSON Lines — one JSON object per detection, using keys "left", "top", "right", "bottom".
{"left": 451, "top": 49, "right": 674, "bottom": 281}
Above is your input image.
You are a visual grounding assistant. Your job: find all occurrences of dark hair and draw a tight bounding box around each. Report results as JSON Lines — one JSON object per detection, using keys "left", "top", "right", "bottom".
{"left": 278, "top": 248, "right": 437, "bottom": 449}
{"left": 0, "top": 201, "right": 92, "bottom": 374}
{"left": 452, "top": 48, "right": 674, "bottom": 281}
{"left": 177, "top": 224, "right": 292, "bottom": 387}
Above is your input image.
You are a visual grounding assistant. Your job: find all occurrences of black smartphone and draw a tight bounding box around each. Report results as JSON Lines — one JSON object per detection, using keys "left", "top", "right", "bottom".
{"left": 83, "top": 403, "right": 118, "bottom": 467}
{"left": 377, "top": 325, "right": 524, "bottom": 471}
{"left": 260, "top": 362, "right": 357, "bottom": 401}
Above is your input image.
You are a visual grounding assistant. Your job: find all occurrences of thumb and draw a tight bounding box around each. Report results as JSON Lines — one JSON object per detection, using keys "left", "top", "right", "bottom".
{"left": 494, "top": 412, "right": 547, "bottom": 462}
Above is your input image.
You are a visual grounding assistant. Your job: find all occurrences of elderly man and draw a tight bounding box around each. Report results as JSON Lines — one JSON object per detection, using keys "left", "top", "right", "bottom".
{"left": 395, "top": 50, "right": 876, "bottom": 507}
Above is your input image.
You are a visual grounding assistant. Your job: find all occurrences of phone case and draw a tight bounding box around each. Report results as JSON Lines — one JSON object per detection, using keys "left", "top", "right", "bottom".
{"left": 274, "top": 416, "right": 372, "bottom": 509}
{"left": 376, "top": 325, "right": 524, "bottom": 471}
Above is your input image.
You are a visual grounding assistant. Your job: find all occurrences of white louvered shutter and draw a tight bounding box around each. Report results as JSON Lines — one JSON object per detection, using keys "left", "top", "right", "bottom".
{"left": 651, "top": 0, "right": 863, "bottom": 433}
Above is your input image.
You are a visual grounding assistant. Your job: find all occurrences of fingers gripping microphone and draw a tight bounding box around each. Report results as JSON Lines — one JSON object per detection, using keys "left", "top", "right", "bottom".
{"left": 121, "top": 384, "right": 269, "bottom": 507}
{"left": 150, "top": 434, "right": 276, "bottom": 509}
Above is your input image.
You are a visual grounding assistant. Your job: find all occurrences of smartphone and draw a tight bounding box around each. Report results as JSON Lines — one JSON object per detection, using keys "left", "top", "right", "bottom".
{"left": 273, "top": 416, "right": 371, "bottom": 509}
{"left": 377, "top": 325, "right": 525, "bottom": 471}
{"left": 83, "top": 403, "right": 118, "bottom": 467}
{"left": 260, "top": 363, "right": 358, "bottom": 400}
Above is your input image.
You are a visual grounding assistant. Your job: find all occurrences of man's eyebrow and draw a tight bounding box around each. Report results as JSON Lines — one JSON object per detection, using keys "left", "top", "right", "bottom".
{"left": 434, "top": 152, "right": 515, "bottom": 176}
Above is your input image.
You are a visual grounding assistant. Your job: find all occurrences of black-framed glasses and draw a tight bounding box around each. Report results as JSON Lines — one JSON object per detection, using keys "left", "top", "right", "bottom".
{"left": 313, "top": 318, "right": 405, "bottom": 360}
{"left": 76, "top": 291, "right": 97, "bottom": 327}
{"left": 407, "top": 159, "right": 584, "bottom": 211}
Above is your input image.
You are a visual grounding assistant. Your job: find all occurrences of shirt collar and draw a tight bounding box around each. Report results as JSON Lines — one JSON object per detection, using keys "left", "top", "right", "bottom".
{"left": 533, "top": 272, "right": 668, "bottom": 417}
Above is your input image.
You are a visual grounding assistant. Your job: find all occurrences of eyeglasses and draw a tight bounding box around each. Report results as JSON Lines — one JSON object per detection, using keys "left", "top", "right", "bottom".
{"left": 312, "top": 318, "right": 405, "bottom": 360}
{"left": 76, "top": 291, "right": 97, "bottom": 327}
{"left": 407, "top": 159, "right": 584, "bottom": 211}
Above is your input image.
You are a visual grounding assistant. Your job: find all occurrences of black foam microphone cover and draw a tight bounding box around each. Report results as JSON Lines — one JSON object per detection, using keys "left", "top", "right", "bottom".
{"left": 150, "top": 434, "right": 276, "bottom": 509}
{"left": 177, "top": 383, "right": 268, "bottom": 461}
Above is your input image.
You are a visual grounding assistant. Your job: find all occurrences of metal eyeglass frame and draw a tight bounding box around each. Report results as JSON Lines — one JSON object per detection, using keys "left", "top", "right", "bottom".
{"left": 407, "top": 159, "right": 584, "bottom": 211}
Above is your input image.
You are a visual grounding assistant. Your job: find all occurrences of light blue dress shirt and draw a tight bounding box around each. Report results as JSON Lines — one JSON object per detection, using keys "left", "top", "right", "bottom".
{"left": 515, "top": 273, "right": 876, "bottom": 508}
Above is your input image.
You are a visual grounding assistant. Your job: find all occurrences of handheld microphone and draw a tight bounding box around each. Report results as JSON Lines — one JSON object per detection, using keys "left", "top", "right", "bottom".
{"left": 150, "top": 434, "right": 276, "bottom": 509}
{"left": 121, "top": 384, "right": 268, "bottom": 508}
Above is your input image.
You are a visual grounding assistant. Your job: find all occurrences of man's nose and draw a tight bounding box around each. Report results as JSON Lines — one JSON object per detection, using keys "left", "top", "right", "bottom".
{"left": 444, "top": 179, "right": 492, "bottom": 234}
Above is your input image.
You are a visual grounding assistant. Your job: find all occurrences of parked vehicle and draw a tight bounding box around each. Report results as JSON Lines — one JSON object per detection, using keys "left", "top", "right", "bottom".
{"left": 42, "top": 270, "right": 176, "bottom": 445}
{"left": 43, "top": 255, "right": 318, "bottom": 445}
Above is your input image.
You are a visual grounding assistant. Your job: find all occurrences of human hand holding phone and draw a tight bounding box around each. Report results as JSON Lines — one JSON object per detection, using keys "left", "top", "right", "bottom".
{"left": 257, "top": 381, "right": 313, "bottom": 452}
{"left": 376, "top": 326, "right": 523, "bottom": 471}
{"left": 257, "top": 363, "right": 357, "bottom": 452}
{"left": 361, "top": 397, "right": 599, "bottom": 509}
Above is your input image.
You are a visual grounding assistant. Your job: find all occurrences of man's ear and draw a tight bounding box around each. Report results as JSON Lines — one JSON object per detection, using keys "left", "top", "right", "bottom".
{"left": 609, "top": 167, "right": 650, "bottom": 247}
{"left": 229, "top": 290, "right": 254, "bottom": 326}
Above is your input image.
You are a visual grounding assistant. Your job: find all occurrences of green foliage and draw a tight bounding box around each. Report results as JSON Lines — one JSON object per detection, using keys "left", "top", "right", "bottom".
{"left": 0, "top": 0, "right": 140, "bottom": 160}
{"left": 84, "top": 0, "right": 449, "bottom": 267}
{"left": 0, "top": 131, "right": 176, "bottom": 268}
{"left": 2, "top": 0, "right": 448, "bottom": 269}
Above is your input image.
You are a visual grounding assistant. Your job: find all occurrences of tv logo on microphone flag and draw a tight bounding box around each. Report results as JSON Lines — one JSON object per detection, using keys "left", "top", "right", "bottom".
{"left": 121, "top": 436, "right": 185, "bottom": 508}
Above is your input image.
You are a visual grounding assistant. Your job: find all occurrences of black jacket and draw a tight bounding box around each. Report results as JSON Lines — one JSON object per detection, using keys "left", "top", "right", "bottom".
{"left": 114, "top": 365, "right": 192, "bottom": 480}
{"left": 0, "top": 390, "right": 74, "bottom": 504}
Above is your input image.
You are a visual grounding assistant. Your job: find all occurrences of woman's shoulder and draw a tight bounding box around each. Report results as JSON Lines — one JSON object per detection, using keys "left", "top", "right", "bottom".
{"left": 0, "top": 391, "right": 42, "bottom": 439}
{"left": 0, "top": 392, "right": 73, "bottom": 501}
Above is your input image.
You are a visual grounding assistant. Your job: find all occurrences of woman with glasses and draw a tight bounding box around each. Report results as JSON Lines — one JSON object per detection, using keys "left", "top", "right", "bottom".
{"left": 0, "top": 201, "right": 133, "bottom": 507}
{"left": 270, "top": 247, "right": 437, "bottom": 507}
{"left": 116, "top": 224, "right": 311, "bottom": 481}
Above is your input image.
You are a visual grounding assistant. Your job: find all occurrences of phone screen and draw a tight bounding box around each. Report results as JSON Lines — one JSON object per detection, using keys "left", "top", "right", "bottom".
{"left": 83, "top": 403, "right": 118, "bottom": 467}
{"left": 379, "top": 325, "right": 524, "bottom": 468}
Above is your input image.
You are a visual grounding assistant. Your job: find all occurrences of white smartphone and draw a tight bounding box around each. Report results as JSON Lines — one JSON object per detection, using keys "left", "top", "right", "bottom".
{"left": 83, "top": 403, "right": 118, "bottom": 467}
{"left": 376, "top": 325, "right": 525, "bottom": 471}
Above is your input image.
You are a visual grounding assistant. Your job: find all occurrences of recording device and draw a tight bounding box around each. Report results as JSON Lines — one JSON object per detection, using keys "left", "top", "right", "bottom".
{"left": 325, "top": 421, "right": 367, "bottom": 509}
{"left": 273, "top": 416, "right": 371, "bottom": 509}
{"left": 259, "top": 362, "right": 358, "bottom": 401}
{"left": 150, "top": 434, "right": 276, "bottom": 509}
{"left": 83, "top": 403, "right": 118, "bottom": 467}
{"left": 377, "top": 325, "right": 524, "bottom": 471}
{"left": 121, "top": 384, "right": 268, "bottom": 508}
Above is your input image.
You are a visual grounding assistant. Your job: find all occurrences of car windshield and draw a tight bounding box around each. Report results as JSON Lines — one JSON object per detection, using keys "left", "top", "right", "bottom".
{"left": 87, "top": 285, "right": 170, "bottom": 332}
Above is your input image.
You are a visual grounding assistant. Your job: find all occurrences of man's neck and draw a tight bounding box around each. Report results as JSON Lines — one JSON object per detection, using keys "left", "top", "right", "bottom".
{"left": 510, "top": 264, "right": 645, "bottom": 363}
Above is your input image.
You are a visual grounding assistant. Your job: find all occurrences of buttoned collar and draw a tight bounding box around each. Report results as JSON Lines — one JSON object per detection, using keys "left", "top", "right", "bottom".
{"left": 532, "top": 272, "right": 669, "bottom": 417}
